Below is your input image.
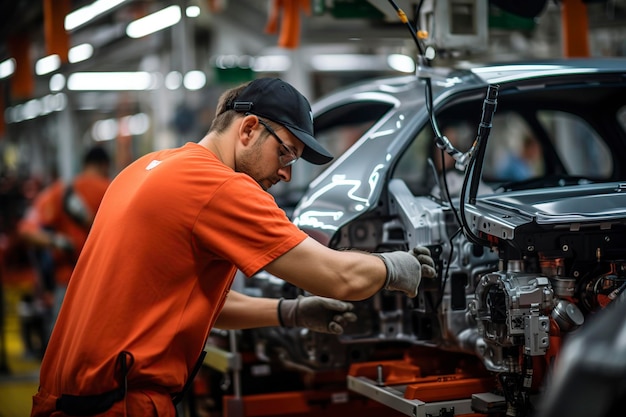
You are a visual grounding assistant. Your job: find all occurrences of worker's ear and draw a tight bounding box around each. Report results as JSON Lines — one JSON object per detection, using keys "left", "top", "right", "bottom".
{"left": 239, "top": 114, "right": 258, "bottom": 146}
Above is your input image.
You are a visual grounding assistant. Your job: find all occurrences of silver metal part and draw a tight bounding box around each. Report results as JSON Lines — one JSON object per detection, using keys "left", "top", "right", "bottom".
{"left": 550, "top": 276, "right": 576, "bottom": 298}
{"left": 552, "top": 299, "right": 585, "bottom": 332}
{"left": 524, "top": 311, "right": 550, "bottom": 356}
{"left": 347, "top": 375, "right": 474, "bottom": 417}
{"left": 388, "top": 179, "right": 445, "bottom": 248}
{"left": 473, "top": 272, "right": 555, "bottom": 367}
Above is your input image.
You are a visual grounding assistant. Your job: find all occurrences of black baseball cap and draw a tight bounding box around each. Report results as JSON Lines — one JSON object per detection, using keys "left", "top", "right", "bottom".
{"left": 227, "top": 78, "right": 333, "bottom": 165}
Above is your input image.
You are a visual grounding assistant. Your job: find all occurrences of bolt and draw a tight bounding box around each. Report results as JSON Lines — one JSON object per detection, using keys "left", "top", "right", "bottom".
{"left": 376, "top": 364, "right": 384, "bottom": 386}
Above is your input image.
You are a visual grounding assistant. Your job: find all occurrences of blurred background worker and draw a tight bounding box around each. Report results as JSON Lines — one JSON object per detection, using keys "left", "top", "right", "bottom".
{"left": 494, "top": 133, "right": 544, "bottom": 182}
{"left": 18, "top": 146, "right": 111, "bottom": 353}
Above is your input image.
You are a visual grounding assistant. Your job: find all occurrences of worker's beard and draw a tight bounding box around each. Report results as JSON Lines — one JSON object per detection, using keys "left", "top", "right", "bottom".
{"left": 236, "top": 136, "right": 272, "bottom": 191}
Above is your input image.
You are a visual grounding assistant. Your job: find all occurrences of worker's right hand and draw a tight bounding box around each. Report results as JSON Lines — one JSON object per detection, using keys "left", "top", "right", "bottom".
{"left": 375, "top": 246, "right": 437, "bottom": 298}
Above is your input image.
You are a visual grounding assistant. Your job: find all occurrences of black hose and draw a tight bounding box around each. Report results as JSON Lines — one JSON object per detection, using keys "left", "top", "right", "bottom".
{"left": 387, "top": 0, "right": 426, "bottom": 57}
{"left": 469, "top": 84, "right": 499, "bottom": 204}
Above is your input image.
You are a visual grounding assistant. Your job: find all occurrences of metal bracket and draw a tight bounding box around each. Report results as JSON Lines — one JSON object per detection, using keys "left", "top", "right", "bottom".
{"left": 347, "top": 375, "right": 474, "bottom": 417}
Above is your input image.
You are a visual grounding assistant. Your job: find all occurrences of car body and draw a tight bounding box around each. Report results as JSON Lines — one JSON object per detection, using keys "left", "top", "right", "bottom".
{"left": 218, "top": 59, "right": 626, "bottom": 417}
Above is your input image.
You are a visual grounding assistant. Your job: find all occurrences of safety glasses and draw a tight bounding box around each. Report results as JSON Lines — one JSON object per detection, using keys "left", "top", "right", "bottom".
{"left": 257, "top": 119, "right": 299, "bottom": 167}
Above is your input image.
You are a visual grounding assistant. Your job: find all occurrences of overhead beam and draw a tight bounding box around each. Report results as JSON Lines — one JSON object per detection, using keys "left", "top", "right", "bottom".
{"left": 561, "top": 0, "right": 590, "bottom": 57}
{"left": 44, "top": 0, "right": 71, "bottom": 62}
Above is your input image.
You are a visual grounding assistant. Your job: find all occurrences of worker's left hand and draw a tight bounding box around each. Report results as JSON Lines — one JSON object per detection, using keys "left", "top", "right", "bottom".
{"left": 278, "top": 295, "right": 357, "bottom": 335}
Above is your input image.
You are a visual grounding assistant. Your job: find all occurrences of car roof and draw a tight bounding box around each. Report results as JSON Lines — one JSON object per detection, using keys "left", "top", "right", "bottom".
{"left": 313, "top": 58, "right": 626, "bottom": 112}
{"left": 466, "top": 58, "right": 626, "bottom": 84}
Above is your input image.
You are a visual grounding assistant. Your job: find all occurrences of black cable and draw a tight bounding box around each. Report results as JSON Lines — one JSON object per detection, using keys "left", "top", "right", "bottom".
{"left": 387, "top": 0, "right": 426, "bottom": 57}
{"left": 457, "top": 85, "right": 499, "bottom": 248}
{"left": 436, "top": 227, "right": 463, "bottom": 310}
{"left": 425, "top": 77, "right": 467, "bottom": 168}
{"left": 460, "top": 152, "right": 492, "bottom": 247}
{"left": 468, "top": 84, "right": 499, "bottom": 204}
{"left": 424, "top": 77, "right": 443, "bottom": 140}
{"left": 412, "top": 1, "right": 424, "bottom": 32}
{"left": 439, "top": 150, "right": 463, "bottom": 228}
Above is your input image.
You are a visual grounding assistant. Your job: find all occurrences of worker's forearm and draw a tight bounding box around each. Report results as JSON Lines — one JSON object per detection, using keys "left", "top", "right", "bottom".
{"left": 265, "top": 238, "right": 387, "bottom": 301}
{"left": 214, "top": 291, "right": 280, "bottom": 330}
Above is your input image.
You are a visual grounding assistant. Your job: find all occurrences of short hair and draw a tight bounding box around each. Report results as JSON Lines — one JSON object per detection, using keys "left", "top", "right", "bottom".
{"left": 208, "top": 82, "right": 251, "bottom": 133}
{"left": 83, "top": 146, "right": 111, "bottom": 166}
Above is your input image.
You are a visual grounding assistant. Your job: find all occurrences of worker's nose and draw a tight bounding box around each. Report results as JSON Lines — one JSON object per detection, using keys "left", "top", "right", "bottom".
{"left": 277, "top": 165, "right": 292, "bottom": 182}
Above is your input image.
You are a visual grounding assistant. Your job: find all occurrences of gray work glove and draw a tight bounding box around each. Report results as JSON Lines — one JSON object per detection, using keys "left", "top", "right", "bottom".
{"left": 278, "top": 295, "right": 357, "bottom": 335}
{"left": 375, "top": 246, "right": 437, "bottom": 298}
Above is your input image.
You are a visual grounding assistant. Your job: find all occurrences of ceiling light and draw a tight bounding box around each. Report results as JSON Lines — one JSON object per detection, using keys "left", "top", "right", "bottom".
{"left": 183, "top": 71, "right": 206, "bottom": 90}
{"left": 92, "top": 113, "right": 150, "bottom": 141}
{"left": 22, "top": 99, "right": 43, "bottom": 121}
{"left": 41, "top": 94, "right": 67, "bottom": 114}
{"left": 92, "top": 118, "right": 118, "bottom": 141}
{"left": 5, "top": 93, "right": 67, "bottom": 123}
{"left": 65, "top": 0, "right": 128, "bottom": 31}
{"left": 0, "top": 58, "right": 15, "bottom": 79}
{"left": 311, "top": 54, "right": 386, "bottom": 72}
{"left": 126, "top": 5, "right": 181, "bottom": 39}
{"left": 50, "top": 74, "right": 66, "bottom": 92}
{"left": 69, "top": 43, "right": 94, "bottom": 63}
{"left": 36, "top": 55, "right": 61, "bottom": 76}
{"left": 186, "top": 6, "right": 200, "bottom": 18}
{"left": 215, "top": 55, "right": 238, "bottom": 69}
{"left": 68, "top": 72, "right": 159, "bottom": 90}
{"left": 165, "top": 71, "right": 183, "bottom": 90}
{"left": 126, "top": 113, "right": 150, "bottom": 135}
{"left": 252, "top": 55, "right": 291, "bottom": 72}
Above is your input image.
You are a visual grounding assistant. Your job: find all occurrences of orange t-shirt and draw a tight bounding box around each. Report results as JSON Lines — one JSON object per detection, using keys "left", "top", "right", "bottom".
{"left": 19, "top": 173, "right": 111, "bottom": 285}
{"left": 33, "top": 143, "right": 306, "bottom": 414}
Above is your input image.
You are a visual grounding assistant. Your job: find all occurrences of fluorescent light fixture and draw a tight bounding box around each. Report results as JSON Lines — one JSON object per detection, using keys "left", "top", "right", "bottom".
{"left": 126, "top": 5, "right": 181, "bottom": 39}
{"left": 68, "top": 72, "right": 159, "bottom": 90}
{"left": 50, "top": 74, "right": 66, "bottom": 92}
{"left": 183, "top": 71, "right": 206, "bottom": 90}
{"left": 387, "top": 54, "right": 415, "bottom": 73}
{"left": 23, "top": 99, "right": 43, "bottom": 121}
{"left": 36, "top": 55, "right": 61, "bottom": 76}
{"left": 54, "top": 93, "right": 68, "bottom": 112}
{"left": 41, "top": 93, "right": 67, "bottom": 114}
{"left": 92, "top": 118, "right": 118, "bottom": 141}
{"left": 69, "top": 43, "right": 94, "bottom": 63}
{"left": 165, "top": 71, "right": 183, "bottom": 90}
{"left": 126, "top": 113, "right": 150, "bottom": 135}
{"left": 92, "top": 112, "right": 150, "bottom": 141}
{"left": 186, "top": 6, "right": 200, "bottom": 18}
{"left": 0, "top": 58, "right": 15, "bottom": 79}
{"left": 6, "top": 93, "right": 67, "bottom": 123}
{"left": 65, "top": 0, "right": 128, "bottom": 31}
{"left": 252, "top": 55, "right": 291, "bottom": 72}
{"left": 311, "top": 54, "right": 385, "bottom": 72}
{"left": 215, "top": 55, "right": 238, "bottom": 69}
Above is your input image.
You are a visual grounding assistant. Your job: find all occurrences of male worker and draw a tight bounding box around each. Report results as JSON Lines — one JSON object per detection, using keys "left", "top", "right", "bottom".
{"left": 31, "top": 78, "right": 436, "bottom": 416}
{"left": 19, "top": 146, "right": 111, "bottom": 350}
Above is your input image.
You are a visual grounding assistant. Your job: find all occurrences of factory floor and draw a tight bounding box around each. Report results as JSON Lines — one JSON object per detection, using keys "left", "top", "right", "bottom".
{"left": 0, "top": 266, "right": 41, "bottom": 417}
